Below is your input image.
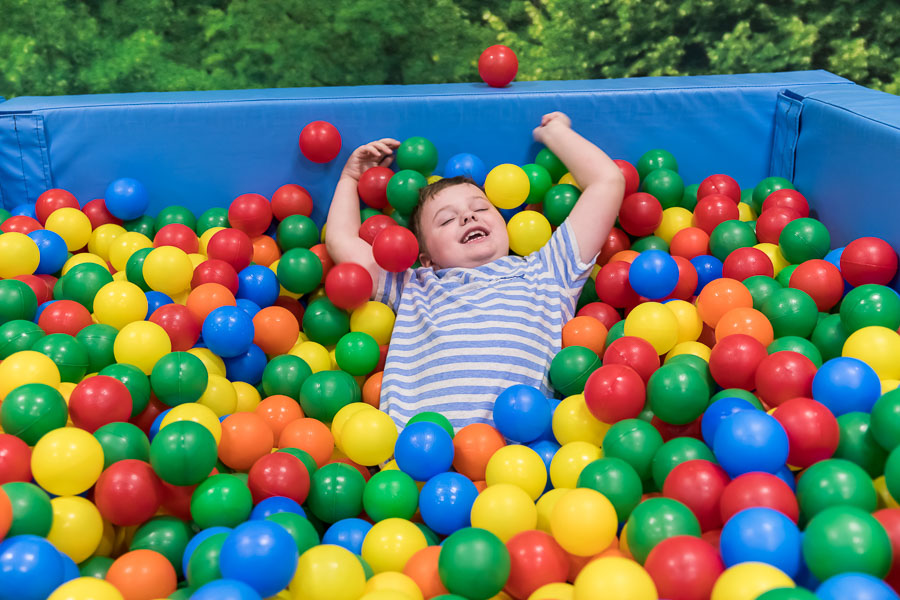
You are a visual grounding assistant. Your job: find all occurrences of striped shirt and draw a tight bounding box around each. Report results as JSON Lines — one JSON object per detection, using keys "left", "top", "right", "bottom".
{"left": 375, "top": 219, "right": 595, "bottom": 431}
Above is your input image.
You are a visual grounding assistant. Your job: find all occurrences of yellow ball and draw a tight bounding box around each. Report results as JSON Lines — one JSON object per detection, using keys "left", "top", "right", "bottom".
{"left": 558, "top": 172, "right": 582, "bottom": 190}
{"left": 142, "top": 246, "right": 193, "bottom": 295}
{"left": 113, "top": 321, "right": 171, "bottom": 375}
{"left": 738, "top": 202, "right": 756, "bottom": 222}
{"left": 342, "top": 409, "right": 399, "bottom": 467}
{"left": 160, "top": 402, "right": 222, "bottom": 444}
{"left": 754, "top": 243, "right": 790, "bottom": 275}
{"left": 664, "top": 299, "right": 703, "bottom": 343}
{"left": 508, "top": 210, "right": 552, "bottom": 256}
{"left": 232, "top": 380, "right": 262, "bottom": 412}
{"left": 485, "top": 444, "right": 548, "bottom": 501}
{"left": 552, "top": 394, "right": 610, "bottom": 446}
{"left": 332, "top": 403, "right": 375, "bottom": 451}
{"left": 843, "top": 325, "right": 900, "bottom": 380}
{"left": 654, "top": 207, "right": 692, "bottom": 244}
{"left": 108, "top": 231, "right": 153, "bottom": 272}
{"left": 0, "top": 232, "right": 40, "bottom": 277}
{"left": 197, "top": 374, "right": 238, "bottom": 417}
{"left": 199, "top": 227, "right": 226, "bottom": 256}
{"left": 710, "top": 562, "right": 794, "bottom": 600}
{"left": 882, "top": 380, "right": 900, "bottom": 395}
{"left": 573, "top": 556, "right": 658, "bottom": 600}
{"left": 471, "top": 482, "right": 538, "bottom": 542}
{"left": 32, "top": 427, "right": 105, "bottom": 496}
{"left": 47, "top": 495, "right": 104, "bottom": 563}
{"left": 624, "top": 302, "right": 679, "bottom": 354}
{"left": 361, "top": 518, "right": 428, "bottom": 574}
{"left": 875, "top": 475, "right": 900, "bottom": 509}
{"left": 0, "top": 350, "right": 61, "bottom": 399}
{"left": 550, "top": 488, "right": 617, "bottom": 556}
{"left": 62, "top": 252, "right": 109, "bottom": 275}
{"left": 187, "top": 347, "right": 227, "bottom": 377}
{"left": 529, "top": 582, "right": 575, "bottom": 600}
{"left": 93, "top": 281, "right": 149, "bottom": 330}
{"left": 365, "top": 572, "right": 424, "bottom": 600}
{"left": 485, "top": 164, "right": 530, "bottom": 210}
{"left": 351, "top": 302, "right": 396, "bottom": 346}
{"left": 291, "top": 544, "right": 367, "bottom": 600}
{"left": 45, "top": 207, "right": 92, "bottom": 251}
{"left": 427, "top": 175, "right": 443, "bottom": 184}
{"left": 535, "top": 487, "right": 570, "bottom": 533}
{"left": 48, "top": 577, "right": 124, "bottom": 600}
{"left": 665, "top": 341, "right": 711, "bottom": 363}
{"left": 290, "top": 341, "right": 332, "bottom": 373}
{"left": 188, "top": 252, "right": 206, "bottom": 269}
{"left": 549, "top": 441, "right": 602, "bottom": 489}
{"left": 88, "top": 224, "right": 127, "bottom": 260}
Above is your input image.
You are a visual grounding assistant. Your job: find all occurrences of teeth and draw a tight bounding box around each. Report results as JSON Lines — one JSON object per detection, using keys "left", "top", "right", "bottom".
{"left": 463, "top": 231, "right": 486, "bottom": 243}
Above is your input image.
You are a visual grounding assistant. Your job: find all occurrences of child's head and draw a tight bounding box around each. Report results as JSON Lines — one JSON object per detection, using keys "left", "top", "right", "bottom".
{"left": 410, "top": 176, "right": 510, "bottom": 270}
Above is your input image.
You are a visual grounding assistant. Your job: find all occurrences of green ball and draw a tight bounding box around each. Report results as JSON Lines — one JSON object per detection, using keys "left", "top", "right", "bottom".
{"left": 0, "top": 320, "right": 44, "bottom": 358}
{"left": 802, "top": 505, "right": 891, "bottom": 581}
{"left": 99, "top": 363, "right": 151, "bottom": 418}
{"left": 266, "top": 512, "right": 320, "bottom": 555}
{"left": 0, "top": 383, "right": 67, "bottom": 445}
{"left": 796, "top": 458, "right": 876, "bottom": 521}
{"left": 416, "top": 522, "right": 441, "bottom": 546}
{"left": 262, "top": 354, "right": 313, "bottom": 401}
{"left": 123, "top": 215, "right": 156, "bottom": 237}
{"left": 778, "top": 217, "right": 831, "bottom": 264}
{"left": 61, "top": 263, "right": 113, "bottom": 312}
{"left": 197, "top": 207, "right": 230, "bottom": 235}
{"left": 302, "top": 298, "right": 350, "bottom": 346}
{"left": 602, "top": 418, "right": 664, "bottom": 482}
{"left": 751, "top": 176, "right": 794, "bottom": 214}
{"left": 605, "top": 320, "right": 626, "bottom": 346}
{"left": 307, "top": 462, "right": 365, "bottom": 523}
{"left": 774, "top": 263, "right": 797, "bottom": 287}
{"left": 299, "top": 370, "right": 360, "bottom": 422}
{"left": 2, "top": 481, "right": 53, "bottom": 537}
{"left": 276, "top": 447, "right": 318, "bottom": 477}
{"left": 0, "top": 279, "right": 37, "bottom": 324}
{"left": 542, "top": 184, "right": 580, "bottom": 226}
{"left": 625, "top": 497, "right": 701, "bottom": 564}
{"left": 151, "top": 420, "right": 218, "bottom": 486}
{"left": 767, "top": 335, "right": 823, "bottom": 367}
{"left": 576, "top": 457, "right": 643, "bottom": 522}
{"left": 756, "top": 588, "right": 818, "bottom": 600}
{"left": 277, "top": 248, "right": 323, "bottom": 295}
{"left": 362, "top": 469, "right": 419, "bottom": 522}
{"left": 93, "top": 421, "right": 150, "bottom": 469}
{"left": 710, "top": 388, "right": 764, "bottom": 410}
{"left": 650, "top": 439, "right": 716, "bottom": 490}
{"left": 168, "top": 588, "right": 194, "bottom": 600}
{"left": 155, "top": 205, "right": 196, "bottom": 231}
{"left": 76, "top": 323, "right": 119, "bottom": 372}
{"left": 79, "top": 555, "right": 114, "bottom": 579}
{"left": 743, "top": 275, "right": 782, "bottom": 310}
{"left": 187, "top": 532, "right": 228, "bottom": 588}
{"left": 360, "top": 207, "right": 382, "bottom": 223}
{"left": 391, "top": 210, "right": 411, "bottom": 228}
{"left": 129, "top": 515, "right": 194, "bottom": 578}
{"left": 334, "top": 331, "right": 380, "bottom": 376}
{"left": 641, "top": 168, "right": 684, "bottom": 210}
{"left": 811, "top": 313, "right": 849, "bottom": 362}
{"left": 835, "top": 412, "right": 887, "bottom": 478}
{"left": 637, "top": 149, "right": 678, "bottom": 180}
{"left": 277, "top": 215, "right": 320, "bottom": 250}
{"left": 760, "top": 288, "right": 819, "bottom": 339}
{"left": 387, "top": 170, "right": 428, "bottom": 215}
{"left": 438, "top": 527, "right": 510, "bottom": 600}
{"left": 125, "top": 247, "right": 153, "bottom": 292}
{"left": 190, "top": 473, "right": 253, "bottom": 529}
{"left": 709, "top": 220, "right": 757, "bottom": 261}
{"left": 576, "top": 279, "right": 599, "bottom": 312}
{"left": 630, "top": 235, "right": 669, "bottom": 253}
{"left": 396, "top": 136, "right": 438, "bottom": 176}
{"left": 549, "top": 345, "right": 601, "bottom": 397}
{"left": 665, "top": 353, "right": 715, "bottom": 391}
{"left": 521, "top": 164, "right": 553, "bottom": 204}
{"left": 872, "top": 388, "right": 900, "bottom": 452}
{"left": 840, "top": 284, "right": 900, "bottom": 333}
{"left": 646, "top": 362, "right": 710, "bottom": 426}
{"left": 407, "top": 412, "right": 454, "bottom": 439}
{"left": 30, "top": 333, "right": 89, "bottom": 383}
{"left": 680, "top": 183, "right": 700, "bottom": 211}
{"left": 0, "top": 208, "right": 10, "bottom": 223}
{"left": 535, "top": 148, "right": 568, "bottom": 183}
{"left": 151, "top": 351, "right": 209, "bottom": 407}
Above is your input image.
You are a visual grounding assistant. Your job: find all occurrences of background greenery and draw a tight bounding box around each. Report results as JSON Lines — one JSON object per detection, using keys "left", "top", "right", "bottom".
{"left": 1, "top": 0, "right": 898, "bottom": 98}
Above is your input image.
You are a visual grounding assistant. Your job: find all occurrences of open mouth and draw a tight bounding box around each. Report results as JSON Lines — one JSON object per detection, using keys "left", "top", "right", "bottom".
{"left": 460, "top": 226, "right": 490, "bottom": 244}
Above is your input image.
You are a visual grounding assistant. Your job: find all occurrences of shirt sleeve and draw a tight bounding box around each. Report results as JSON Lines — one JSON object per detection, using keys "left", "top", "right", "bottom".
{"left": 531, "top": 218, "right": 597, "bottom": 295}
{"left": 374, "top": 268, "right": 414, "bottom": 313}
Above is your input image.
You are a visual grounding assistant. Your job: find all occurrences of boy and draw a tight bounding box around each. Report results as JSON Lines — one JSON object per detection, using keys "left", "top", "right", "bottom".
{"left": 326, "top": 112, "right": 625, "bottom": 430}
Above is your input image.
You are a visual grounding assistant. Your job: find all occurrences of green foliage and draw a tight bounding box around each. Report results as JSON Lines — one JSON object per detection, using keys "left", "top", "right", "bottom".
{"left": 0, "top": 0, "right": 898, "bottom": 98}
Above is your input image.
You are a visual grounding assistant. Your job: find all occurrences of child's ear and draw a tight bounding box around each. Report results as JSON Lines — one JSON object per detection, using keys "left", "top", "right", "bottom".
{"left": 418, "top": 252, "right": 433, "bottom": 268}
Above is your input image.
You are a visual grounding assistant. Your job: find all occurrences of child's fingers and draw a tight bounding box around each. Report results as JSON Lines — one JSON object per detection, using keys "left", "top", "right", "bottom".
{"left": 379, "top": 138, "right": 401, "bottom": 147}
{"left": 373, "top": 142, "right": 395, "bottom": 156}
{"left": 380, "top": 156, "right": 394, "bottom": 167}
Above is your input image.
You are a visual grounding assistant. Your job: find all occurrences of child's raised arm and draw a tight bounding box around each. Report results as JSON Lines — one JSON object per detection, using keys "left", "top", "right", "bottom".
{"left": 533, "top": 113, "right": 625, "bottom": 264}
{"left": 325, "top": 139, "right": 400, "bottom": 293}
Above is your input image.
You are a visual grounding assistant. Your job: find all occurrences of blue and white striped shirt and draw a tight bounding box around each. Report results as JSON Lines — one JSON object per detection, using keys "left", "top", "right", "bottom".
{"left": 375, "top": 219, "right": 595, "bottom": 431}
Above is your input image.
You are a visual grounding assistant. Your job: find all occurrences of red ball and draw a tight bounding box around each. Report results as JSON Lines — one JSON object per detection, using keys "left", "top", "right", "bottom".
{"left": 789, "top": 259, "right": 844, "bottom": 311}
{"left": 13, "top": 275, "right": 52, "bottom": 305}
{"left": 644, "top": 535, "right": 725, "bottom": 600}
{"left": 584, "top": 364, "right": 646, "bottom": 423}
{"left": 873, "top": 508, "right": 900, "bottom": 592}
{"left": 130, "top": 396, "right": 168, "bottom": 437}
{"left": 692, "top": 194, "right": 739, "bottom": 234}
{"left": 719, "top": 472, "right": 799, "bottom": 524}
{"left": 576, "top": 302, "right": 621, "bottom": 331}
{"left": 271, "top": 184, "right": 313, "bottom": 220}
{"left": 662, "top": 460, "right": 730, "bottom": 531}
{"left": 247, "top": 452, "right": 311, "bottom": 505}
{"left": 206, "top": 228, "right": 253, "bottom": 272}
{"left": 38, "top": 299, "right": 93, "bottom": 336}
{"left": 274, "top": 295, "right": 305, "bottom": 323}
{"left": 35, "top": 189, "right": 79, "bottom": 224}
{"left": 191, "top": 259, "right": 239, "bottom": 294}
{"left": 478, "top": 44, "right": 518, "bottom": 87}
{"left": 159, "top": 480, "right": 196, "bottom": 522}
{"left": 619, "top": 193, "right": 663, "bottom": 237}
{"left": 670, "top": 227, "right": 710, "bottom": 260}
{"left": 762, "top": 188, "right": 809, "bottom": 217}
{"left": 614, "top": 160, "right": 640, "bottom": 197}
{"left": 603, "top": 336, "right": 660, "bottom": 383}
{"left": 0, "top": 433, "right": 32, "bottom": 484}
{"left": 708, "top": 333, "right": 767, "bottom": 390}
{"left": 594, "top": 261, "right": 639, "bottom": 308}
{"left": 721, "top": 247, "right": 774, "bottom": 281}
{"left": 68, "top": 375, "right": 133, "bottom": 433}
{"left": 698, "top": 174, "right": 741, "bottom": 204}
{"left": 154, "top": 223, "right": 199, "bottom": 254}
{"left": 772, "top": 397, "right": 838, "bottom": 468}
{"left": 228, "top": 193, "right": 273, "bottom": 238}
{"left": 595, "top": 227, "right": 631, "bottom": 266}
{"left": 666, "top": 256, "right": 699, "bottom": 300}
{"left": 82, "top": 198, "right": 122, "bottom": 229}
{"left": 504, "top": 530, "right": 569, "bottom": 600}
{"left": 1, "top": 215, "right": 42, "bottom": 234}
{"left": 841, "top": 236, "right": 899, "bottom": 287}
{"left": 358, "top": 167, "right": 394, "bottom": 210}
{"left": 359, "top": 214, "right": 395, "bottom": 245}
{"left": 652, "top": 415, "right": 703, "bottom": 443}
{"left": 373, "top": 226, "right": 419, "bottom": 273}
{"left": 94, "top": 459, "right": 164, "bottom": 526}
{"left": 324, "top": 262, "right": 373, "bottom": 310}
{"left": 299, "top": 121, "right": 342, "bottom": 163}
{"left": 755, "top": 207, "right": 801, "bottom": 245}
{"left": 149, "top": 304, "right": 202, "bottom": 352}
{"left": 754, "top": 351, "right": 817, "bottom": 408}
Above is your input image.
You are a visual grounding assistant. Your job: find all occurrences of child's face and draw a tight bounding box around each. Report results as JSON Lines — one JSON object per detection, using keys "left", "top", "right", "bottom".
{"left": 418, "top": 183, "right": 510, "bottom": 270}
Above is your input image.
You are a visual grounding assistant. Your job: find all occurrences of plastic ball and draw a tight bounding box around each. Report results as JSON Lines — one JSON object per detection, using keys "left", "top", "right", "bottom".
{"left": 394, "top": 421, "right": 454, "bottom": 482}
{"left": 816, "top": 573, "right": 900, "bottom": 600}
{"left": 619, "top": 193, "right": 663, "bottom": 237}
{"left": 490, "top": 384, "right": 550, "bottom": 443}
{"left": 395, "top": 136, "right": 438, "bottom": 176}
{"left": 710, "top": 561, "right": 796, "bottom": 600}
{"left": 797, "top": 458, "right": 876, "bottom": 520}
{"left": 803, "top": 506, "right": 891, "bottom": 581}
{"left": 0, "top": 383, "right": 66, "bottom": 446}
{"left": 602, "top": 418, "right": 663, "bottom": 482}
{"left": 642, "top": 536, "right": 722, "bottom": 600}
{"left": 0, "top": 232, "right": 40, "bottom": 279}
{"left": 693, "top": 194, "right": 739, "bottom": 234}
{"left": 696, "top": 278, "right": 752, "bottom": 327}
{"left": 647, "top": 361, "right": 710, "bottom": 425}
{"left": 438, "top": 527, "right": 510, "bottom": 599}
{"left": 269, "top": 184, "right": 313, "bottom": 221}
{"left": 306, "top": 462, "right": 365, "bottom": 523}
{"left": 642, "top": 167, "right": 684, "bottom": 210}
{"left": 226, "top": 193, "right": 271, "bottom": 238}
{"left": 841, "top": 237, "right": 899, "bottom": 286}
{"left": 340, "top": 409, "right": 398, "bottom": 467}
{"left": 68, "top": 375, "right": 132, "bottom": 433}
{"left": 105, "top": 549, "right": 176, "bottom": 600}
{"left": 708, "top": 333, "right": 767, "bottom": 390}
{"left": 625, "top": 496, "right": 701, "bottom": 564}
{"left": 788, "top": 258, "right": 843, "bottom": 311}
{"left": 324, "top": 262, "right": 373, "bottom": 311}
{"left": 777, "top": 217, "right": 830, "bottom": 264}
{"left": 480, "top": 163, "right": 530, "bottom": 210}
{"left": 812, "top": 356, "right": 881, "bottom": 416}
{"left": 113, "top": 320, "right": 172, "bottom": 374}
{"left": 755, "top": 351, "right": 817, "bottom": 407}
{"left": 478, "top": 44, "right": 518, "bottom": 87}
{"left": 507, "top": 210, "right": 552, "bottom": 256}
{"left": 719, "top": 507, "right": 801, "bottom": 576}
{"left": 202, "top": 305, "right": 254, "bottom": 358}
{"left": 32, "top": 427, "right": 104, "bottom": 496}
{"left": 371, "top": 225, "right": 418, "bottom": 272}
{"left": 141, "top": 246, "right": 192, "bottom": 296}
{"left": 627, "top": 250, "right": 678, "bottom": 300}
{"left": 444, "top": 153, "right": 490, "bottom": 187}
{"left": 217, "top": 519, "right": 298, "bottom": 597}
{"left": 502, "top": 530, "right": 569, "bottom": 600}
{"left": 104, "top": 178, "right": 149, "bottom": 221}
{"left": 0, "top": 534, "right": 67, "bottom": 600}
{"left": 298, "top": 120, "right": 341, "bottom": 163}
{"left": 583, "top": 364, "right": 645, "bottom": 424}
{"left": 362, "top": 469, "right": 419, "bottom": 523}
{"left": 594, "top": 260, "right": 640, "bottom": 308}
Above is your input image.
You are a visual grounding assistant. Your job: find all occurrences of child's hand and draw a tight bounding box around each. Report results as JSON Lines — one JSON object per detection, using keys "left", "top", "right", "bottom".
{"left": 341, "top": 139, "right": 401, "bottom": 181}
{"left": 533, "top": 112, "right": 572, "bottom": 144}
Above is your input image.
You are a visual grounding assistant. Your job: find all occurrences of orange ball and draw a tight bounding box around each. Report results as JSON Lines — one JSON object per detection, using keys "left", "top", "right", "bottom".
{"left": 670, "top": 227, "right": 710, "bottom": 259}
{"left": 715, "top": 306, "right": 774, "bottom": 346}
{"left": 217, "top": 412, "right": 275, "bottom": 471}
{"left": 252, "top": 306, "right": 300, "bottom": 355}
{"left": 608, "top": 250, "right": 639, "bottom": 264}
{"left": 0, "top": 487, "right": 11, "bottom": 540}
{"left": 105, "top": 549, "right": 176, "bottom": 600}
{"left": 252, "top": 234, "right": 281, "bottom": 267}
{"left": 186, "top": 282, "right": 236, "bottom": 323}
{"left": 473, "top": 480, "right": 488, "bottom": 493}
{"left": 279, "top": 417, "right": 334, "bottom": 467}
{"left": 452, "top": 423, "right": 506, "bottom": 481}
{"left": 403, "top": 545, "right": 449, "bottom": 599}
{"left": 562, "top": 316, "right": 608, "bottom": 356}
{"left": 255, "top": 395, "right": 304, "bottom": 439}
{"left": 695, "top": 277, "right": 753, "bottom": 327}
{"left": 310, "top": 243, "right": 334, "bottom": 279}
{"left": 363, "top": 371, "right": 383, "bottom": 409}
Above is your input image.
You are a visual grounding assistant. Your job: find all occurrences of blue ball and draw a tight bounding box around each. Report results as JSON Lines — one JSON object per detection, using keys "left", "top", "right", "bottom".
{"left": 816, "top": 573, "right": 900, "bottom": 600}
{"left": 223, "top": 343, "right": 268, "bottom": 385}
{"left": 493, "top": 384, "right": 552, "bottom": 443}
{"left": 250, "top": 496, "right": 306, "bottom": 520}
{"left": 533, "top": 397, "right": 561, "bottom": 443}
{"left": 700, "top": 397, "right": 755, "bottom": 446}
{"left": 34, "top": 300, "right": 55, "bottom": 323}
{"left": 202, "top": 305, "right": 255, "bottom": 358}
{"left": 713, "top": 409, "right": 788, "bottom": 478}
{"left": 237, "top": 265, "right": 280, "bottom": 308}
{"left": 105, "top": 177, "right": 149, "bottom": 220}
{"left": 719, "top": 507, "right": 802, "bottom": 577}
{"left": 690, "top": 255, "right": 723, "bottom": 292}
{"left": 322, "top": 518, "right": 372, "bottom": 554}
{"left": 824, "top": 247, "right": 854, "bottom": 295}
{"left": 628, "top": 249, "right": 679, "bottom": 300}
{"left": 11, "top": 203, "right": 37, "bottom": 218}
{"left": 219, "top": 520, "right": 299, "bottom": 597}
{"left": 235, "top": 298, "right": 262, "bottom": 319}
{"left": 443, "top": 153, "right": 488, "bottom": 186}
{"left": 182, "top": 526, "right": 232, "bottom": 575}
{"left": 394, "top": 421, "right": 455, "bottom": 481}
{"left": 191, "top": 579, "right": 262, "bottom": 600}
{"left": 0, "top": 535, "right": 66, "bottom": 600}
{"left": 148, "top": 408, "right": 172, "bottom": 442}
{"left": 58, "top": 550, "right": 79, "bottom": 583}
{"left": 419, "top": 472, "right": 479, "bottom": 535}
{"left": 528, "top": 439, "right": 560, "bottom": 494}
{"left": 27, "top": 229, "right": 68, "bottom": 275}
{"left": 145, "top": 290, "right": 174, "bottom": 318}
{"left": 774, "top": 464, "right": 797, "bottom": 492}
{"left": 812, "top": 357, "right": 881, "bottom": 417}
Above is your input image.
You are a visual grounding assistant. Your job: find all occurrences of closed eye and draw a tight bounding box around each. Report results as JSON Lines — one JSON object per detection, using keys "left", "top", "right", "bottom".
{"left": 441, "top": 218, "right": 454, "bottom": 226}
{"left": 476, "top": 208, "right": 489, "bottom": 212}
